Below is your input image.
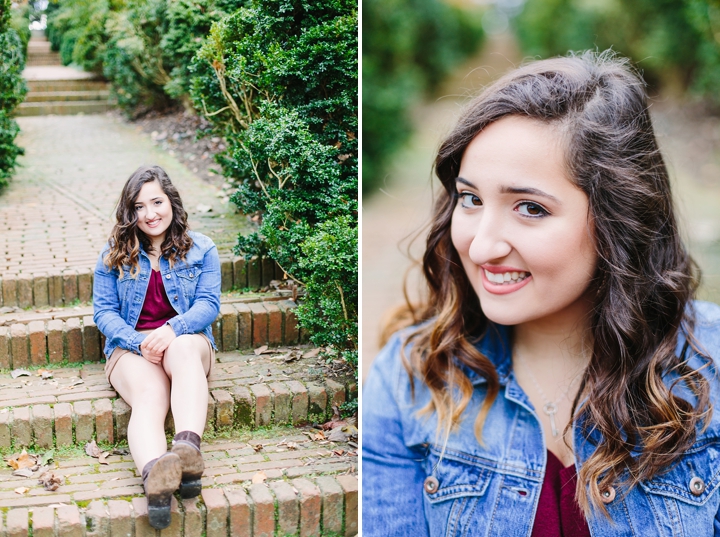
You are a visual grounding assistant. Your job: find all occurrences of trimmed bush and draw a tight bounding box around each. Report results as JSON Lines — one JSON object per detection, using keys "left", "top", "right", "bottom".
{"left": 513, "top": 0, "right": 720, "bottom": 99}
{"left": 0, "top": 0, "right": 28, "bottom": 189}
{"left": 192, "top": 0, "right": 358, "bottom": 363}
{"left": 362, "top": 0, "right": 484, "bottom": 195}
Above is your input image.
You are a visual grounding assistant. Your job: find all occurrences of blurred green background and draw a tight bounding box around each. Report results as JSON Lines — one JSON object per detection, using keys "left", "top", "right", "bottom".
{"left": 362, "top": 0, "right": 720, "bottom": 378}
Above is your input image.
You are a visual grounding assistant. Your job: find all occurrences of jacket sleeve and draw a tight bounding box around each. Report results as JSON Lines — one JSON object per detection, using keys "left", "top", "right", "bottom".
{"left": 362, "top": 334, "right": 430, "bottom": 537}
{"left": 92, "top": 250, "right": 147, "bottom": 355}
{"left": 167, "top": 243, "right": 221, "bottom": 336}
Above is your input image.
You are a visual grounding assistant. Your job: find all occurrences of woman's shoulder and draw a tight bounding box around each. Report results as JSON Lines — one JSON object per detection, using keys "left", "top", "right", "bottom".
{"left": 187, "top": 231, "right": 217, "bottom": 253}
{"left": 688, "top": 300, "right": 720, "bottom": 354}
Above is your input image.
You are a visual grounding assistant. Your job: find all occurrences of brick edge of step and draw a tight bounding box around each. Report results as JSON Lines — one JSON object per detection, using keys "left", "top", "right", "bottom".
{"left": 0, "top": 474, "right": 358, "bottom": 537}
{"left": 0, "top": 296, "right": 304, "bottom": 369}
{"left": 1, "top": 255, "right": 282, "bottom": 309}
{"left": 0, "top": 372, "right": 354, "bottom": 450}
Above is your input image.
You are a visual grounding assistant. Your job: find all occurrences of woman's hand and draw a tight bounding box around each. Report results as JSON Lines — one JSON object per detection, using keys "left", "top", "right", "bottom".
{"left": 141, "top": 346, "right": 164, "bottom": 365}
{"left": 140, "top": 324, "right": 177, "bottom": 358}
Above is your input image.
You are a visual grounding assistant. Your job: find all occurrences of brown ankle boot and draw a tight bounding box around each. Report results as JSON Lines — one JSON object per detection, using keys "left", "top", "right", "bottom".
{"left": 171, "top": 431, "right": 204, "bottom": 498}
{"left": 142, "top": 452, "right": 182, "bottom": 529}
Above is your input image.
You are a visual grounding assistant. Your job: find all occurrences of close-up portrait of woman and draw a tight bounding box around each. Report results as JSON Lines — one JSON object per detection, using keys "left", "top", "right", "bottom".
{"left": 361, "top": 51, "right": 720, "bottom": 536}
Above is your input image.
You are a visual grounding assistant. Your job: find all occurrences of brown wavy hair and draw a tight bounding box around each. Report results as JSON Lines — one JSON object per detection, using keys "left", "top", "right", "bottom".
{"left": 395, "top": 51, "right": 712, "bottom": 515}
{"left": 104, "top": 165, "right": 193, "bottom": 277}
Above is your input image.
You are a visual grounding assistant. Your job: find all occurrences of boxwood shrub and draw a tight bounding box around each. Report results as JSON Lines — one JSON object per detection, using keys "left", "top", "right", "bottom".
{"left": 0, "top": 0, "right": 27, "bottom": 189}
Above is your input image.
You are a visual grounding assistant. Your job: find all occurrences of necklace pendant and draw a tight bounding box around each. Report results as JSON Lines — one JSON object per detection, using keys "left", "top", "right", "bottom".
{"left": 543, "top": 402, "right": 559, "bottom": 437}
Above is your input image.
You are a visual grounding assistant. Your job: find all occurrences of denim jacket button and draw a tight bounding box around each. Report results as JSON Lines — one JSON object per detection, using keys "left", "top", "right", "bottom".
{"left": 600, "top": 486, "right": 616, "bottom": 504}
{"left": 689, "top": 476, "right": 706, "bottom": 496}
{"left": 165, "top": 274, "right": 171, "bottom": 279}
{"left": 424, "top": 476, "right": 439, "bottom": 494}
{"left": 174, "top": 296, "right": 178, "bottom": 301}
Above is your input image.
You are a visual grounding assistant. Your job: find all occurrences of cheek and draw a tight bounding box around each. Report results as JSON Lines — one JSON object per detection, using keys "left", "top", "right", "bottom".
{"left": 450, "top": 214, "right": 472, "bottom": 256}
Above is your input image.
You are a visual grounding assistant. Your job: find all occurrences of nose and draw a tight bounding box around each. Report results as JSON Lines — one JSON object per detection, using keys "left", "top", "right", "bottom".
{"left": 466, "top": 209, "right": 512, "bottom": 264}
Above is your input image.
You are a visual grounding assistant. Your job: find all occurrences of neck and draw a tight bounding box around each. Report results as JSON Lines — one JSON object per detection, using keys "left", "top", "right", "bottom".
{"left": 513, "top": 295, "right": 594, "bottom": 372}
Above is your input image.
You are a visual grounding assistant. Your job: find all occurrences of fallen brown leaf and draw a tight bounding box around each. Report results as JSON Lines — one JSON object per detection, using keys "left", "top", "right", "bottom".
{"left": 254, "top": 345, "right": 269, "bottom": 355}
{"left": 85, "top": 440, "right": 101, "bottom": 458}
{"left": 333, "top": 449, "right": 345, "bottom": 456}
{"left": 251, "top": 443, "right": 264, "bottom": 452}
{"left": 10, "top": 369, "right": 31, "bottom": 379}
{"left": 251, "top": 471, "right": 267, "bottom": 484}
{"left": 14, "top": 487, "right": 28, "bottom": 495}
{"left": 38, "top": 471, "right": 63, "bottom": 491}
{"left": 302, "top": 348, "right": 321, "bottom": 359}
{"left": 7, "top": 450, "right": 37, "bottom": 470}
{"left": 322, "top": 419, "right": 347, "bottom": 431}
{"left": 12, "top": 468, "right": 34, "bottom": 478}
{"left": 98, "top": 452, "right": 111, "bottom": 465}
{"left": 286, "top": 442, "right": 298, "bottom": 450}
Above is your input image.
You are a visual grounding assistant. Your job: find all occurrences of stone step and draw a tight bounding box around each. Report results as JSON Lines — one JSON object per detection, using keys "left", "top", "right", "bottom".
{"left": 0, "top": 295, "right": 302, "bottom": 369}
{"left": 16, "top": 101, "right": 115, "bottom": 117}
{"left": 0, "top": 256, "right": 282, "bottom": 309}
{"left": 26, "top": 79, "right": 109, "bottom": 93}
{"left": 0, "top": 347, "right": 354, "bottom": 449}
{"left": 25, "top": 90, "right": 111, "bottom": 103}
{"left": 0, "top": 430, "right": 358, "bottom": 536}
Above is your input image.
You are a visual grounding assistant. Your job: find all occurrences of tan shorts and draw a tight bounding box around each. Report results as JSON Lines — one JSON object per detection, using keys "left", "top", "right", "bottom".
{"left": 105, "top": 330, "right": 215, "bottom": 387}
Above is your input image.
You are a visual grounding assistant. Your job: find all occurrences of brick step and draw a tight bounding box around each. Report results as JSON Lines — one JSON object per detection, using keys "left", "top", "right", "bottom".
{"left": 0, "top": 295, "right": 302, "bottom": 369}
{"left": 26, "top": 55, "right": 63, "bottom": 67}
{"left": 0, "top": 430, "right": 358, "bottom": 536}
{"left": 0, "top": 255, "right": 283, "bottom": 309}
{"left": 0, "top": 348, "right": 354, "bottom": 450}
{"left": 16, "top": 101, "right": 115, "bottom": 117}
{"left": 27, "top": 42, "right": 52, "bottom": 53}
{"left": 26, "top": 79, "right": 108, "bottom": 92}
{"left": 25, "top": 90, "right": 111, "bottom": 103}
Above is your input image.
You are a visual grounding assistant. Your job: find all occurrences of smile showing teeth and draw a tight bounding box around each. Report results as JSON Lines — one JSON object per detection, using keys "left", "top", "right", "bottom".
{"left": 484, "top": 269, "right": 529, "bottom": 285}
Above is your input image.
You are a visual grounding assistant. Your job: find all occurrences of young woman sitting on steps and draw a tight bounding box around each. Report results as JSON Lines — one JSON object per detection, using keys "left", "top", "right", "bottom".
{"left": 93, "top": 165, "right": 221, "bottom": 529}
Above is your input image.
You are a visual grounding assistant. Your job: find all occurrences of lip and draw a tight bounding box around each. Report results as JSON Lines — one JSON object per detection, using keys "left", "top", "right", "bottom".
{"left": 480, "top": 265, "right": 533, "bottom": 295}
{"left": 145, "top": 219, "right": 161, "bottom": 228}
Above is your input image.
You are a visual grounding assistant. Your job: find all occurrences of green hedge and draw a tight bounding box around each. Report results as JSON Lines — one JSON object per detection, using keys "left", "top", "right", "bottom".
{"left": 362, "top": 0, "right": 485, "bottom": 195}
{"left": 45, "top": 0, "right": 359, "bottom": 369}
{"left": 514, "top": 0, "right": 720, "bottom": 99}
{"left": 192, "top": 0, "right": 358, "bottom": 363}
{"left": 0, "top": 0, "right": 28, "bottom": 189}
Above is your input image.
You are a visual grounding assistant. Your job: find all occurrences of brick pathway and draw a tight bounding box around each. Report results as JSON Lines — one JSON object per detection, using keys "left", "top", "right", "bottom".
{"left": 0, "top": 431, "right": 357, "bottom": 536}
{"left": 0, "top": 347, "right": 357, "bottom": 535}
{"left": 0, "top": 58, "right": 358, "bottom": 534}
{"left": 2, "top": 114, "right": 251, "bottom": 279}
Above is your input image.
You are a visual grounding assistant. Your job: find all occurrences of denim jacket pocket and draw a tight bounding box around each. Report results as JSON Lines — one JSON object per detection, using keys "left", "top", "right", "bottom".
{"left": 639, "top": 444, "right": 720, "bottom": 506}
{"left": 175, "top": 266, "right": 202, "bottom": 297}
{"left": 424, "top": 449, "right": 492, "bottom": 504}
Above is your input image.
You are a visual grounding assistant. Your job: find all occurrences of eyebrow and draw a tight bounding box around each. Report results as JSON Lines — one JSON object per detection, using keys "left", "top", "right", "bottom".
{"left": 455, "top": 177, "right": 560, "bottom": 204}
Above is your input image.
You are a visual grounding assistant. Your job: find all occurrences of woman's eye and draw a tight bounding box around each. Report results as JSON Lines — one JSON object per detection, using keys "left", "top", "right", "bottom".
{"left": 516, "top": 202, "right": 548, "bottom": 217}
{"left": 135, "top": 205, "right": 143, "bottom": 211}
{"left": 458, "top": 192, "right": 482, "bottom": 208}
{"left": 155, "top": 200, "right": 162, "bottom": 205}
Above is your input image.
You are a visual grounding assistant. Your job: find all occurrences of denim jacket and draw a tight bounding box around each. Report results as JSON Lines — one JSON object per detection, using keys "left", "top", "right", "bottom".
{"left": 362, "top": 301, "right": 720, "bottom": 536}
{"left": 93, "top": 230, "right": 221, "bottom": 358}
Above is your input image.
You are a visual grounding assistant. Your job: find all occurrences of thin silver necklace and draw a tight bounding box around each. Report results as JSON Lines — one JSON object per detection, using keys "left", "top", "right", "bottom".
{"left": 513, "top": 351, "right": 584, "bottom": 438}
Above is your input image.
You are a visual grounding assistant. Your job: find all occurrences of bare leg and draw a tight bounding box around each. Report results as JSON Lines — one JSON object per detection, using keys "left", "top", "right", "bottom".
{"left": 162, "top": 334, "right": 212, "bottom": 435}
{"left": 109, "top": 352, "right": 171, "bottom": 472}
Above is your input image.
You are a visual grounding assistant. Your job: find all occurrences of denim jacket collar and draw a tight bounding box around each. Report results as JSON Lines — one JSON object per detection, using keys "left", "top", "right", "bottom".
{"left": 460, "top": 322, "right": 513, "bottom": 387}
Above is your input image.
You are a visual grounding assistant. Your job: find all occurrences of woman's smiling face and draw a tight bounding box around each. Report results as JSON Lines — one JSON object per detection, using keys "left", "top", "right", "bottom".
{"left": 451, "top": 115, "right": 597, "bottom": 328}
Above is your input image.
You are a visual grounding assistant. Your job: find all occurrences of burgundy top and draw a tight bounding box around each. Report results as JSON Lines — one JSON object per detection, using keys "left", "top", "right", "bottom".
{"left": 135, "top": 270, "right": 177, "bottom": 330}
{"left": 531, "top": 451, "right": 591, "bottom": 537}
